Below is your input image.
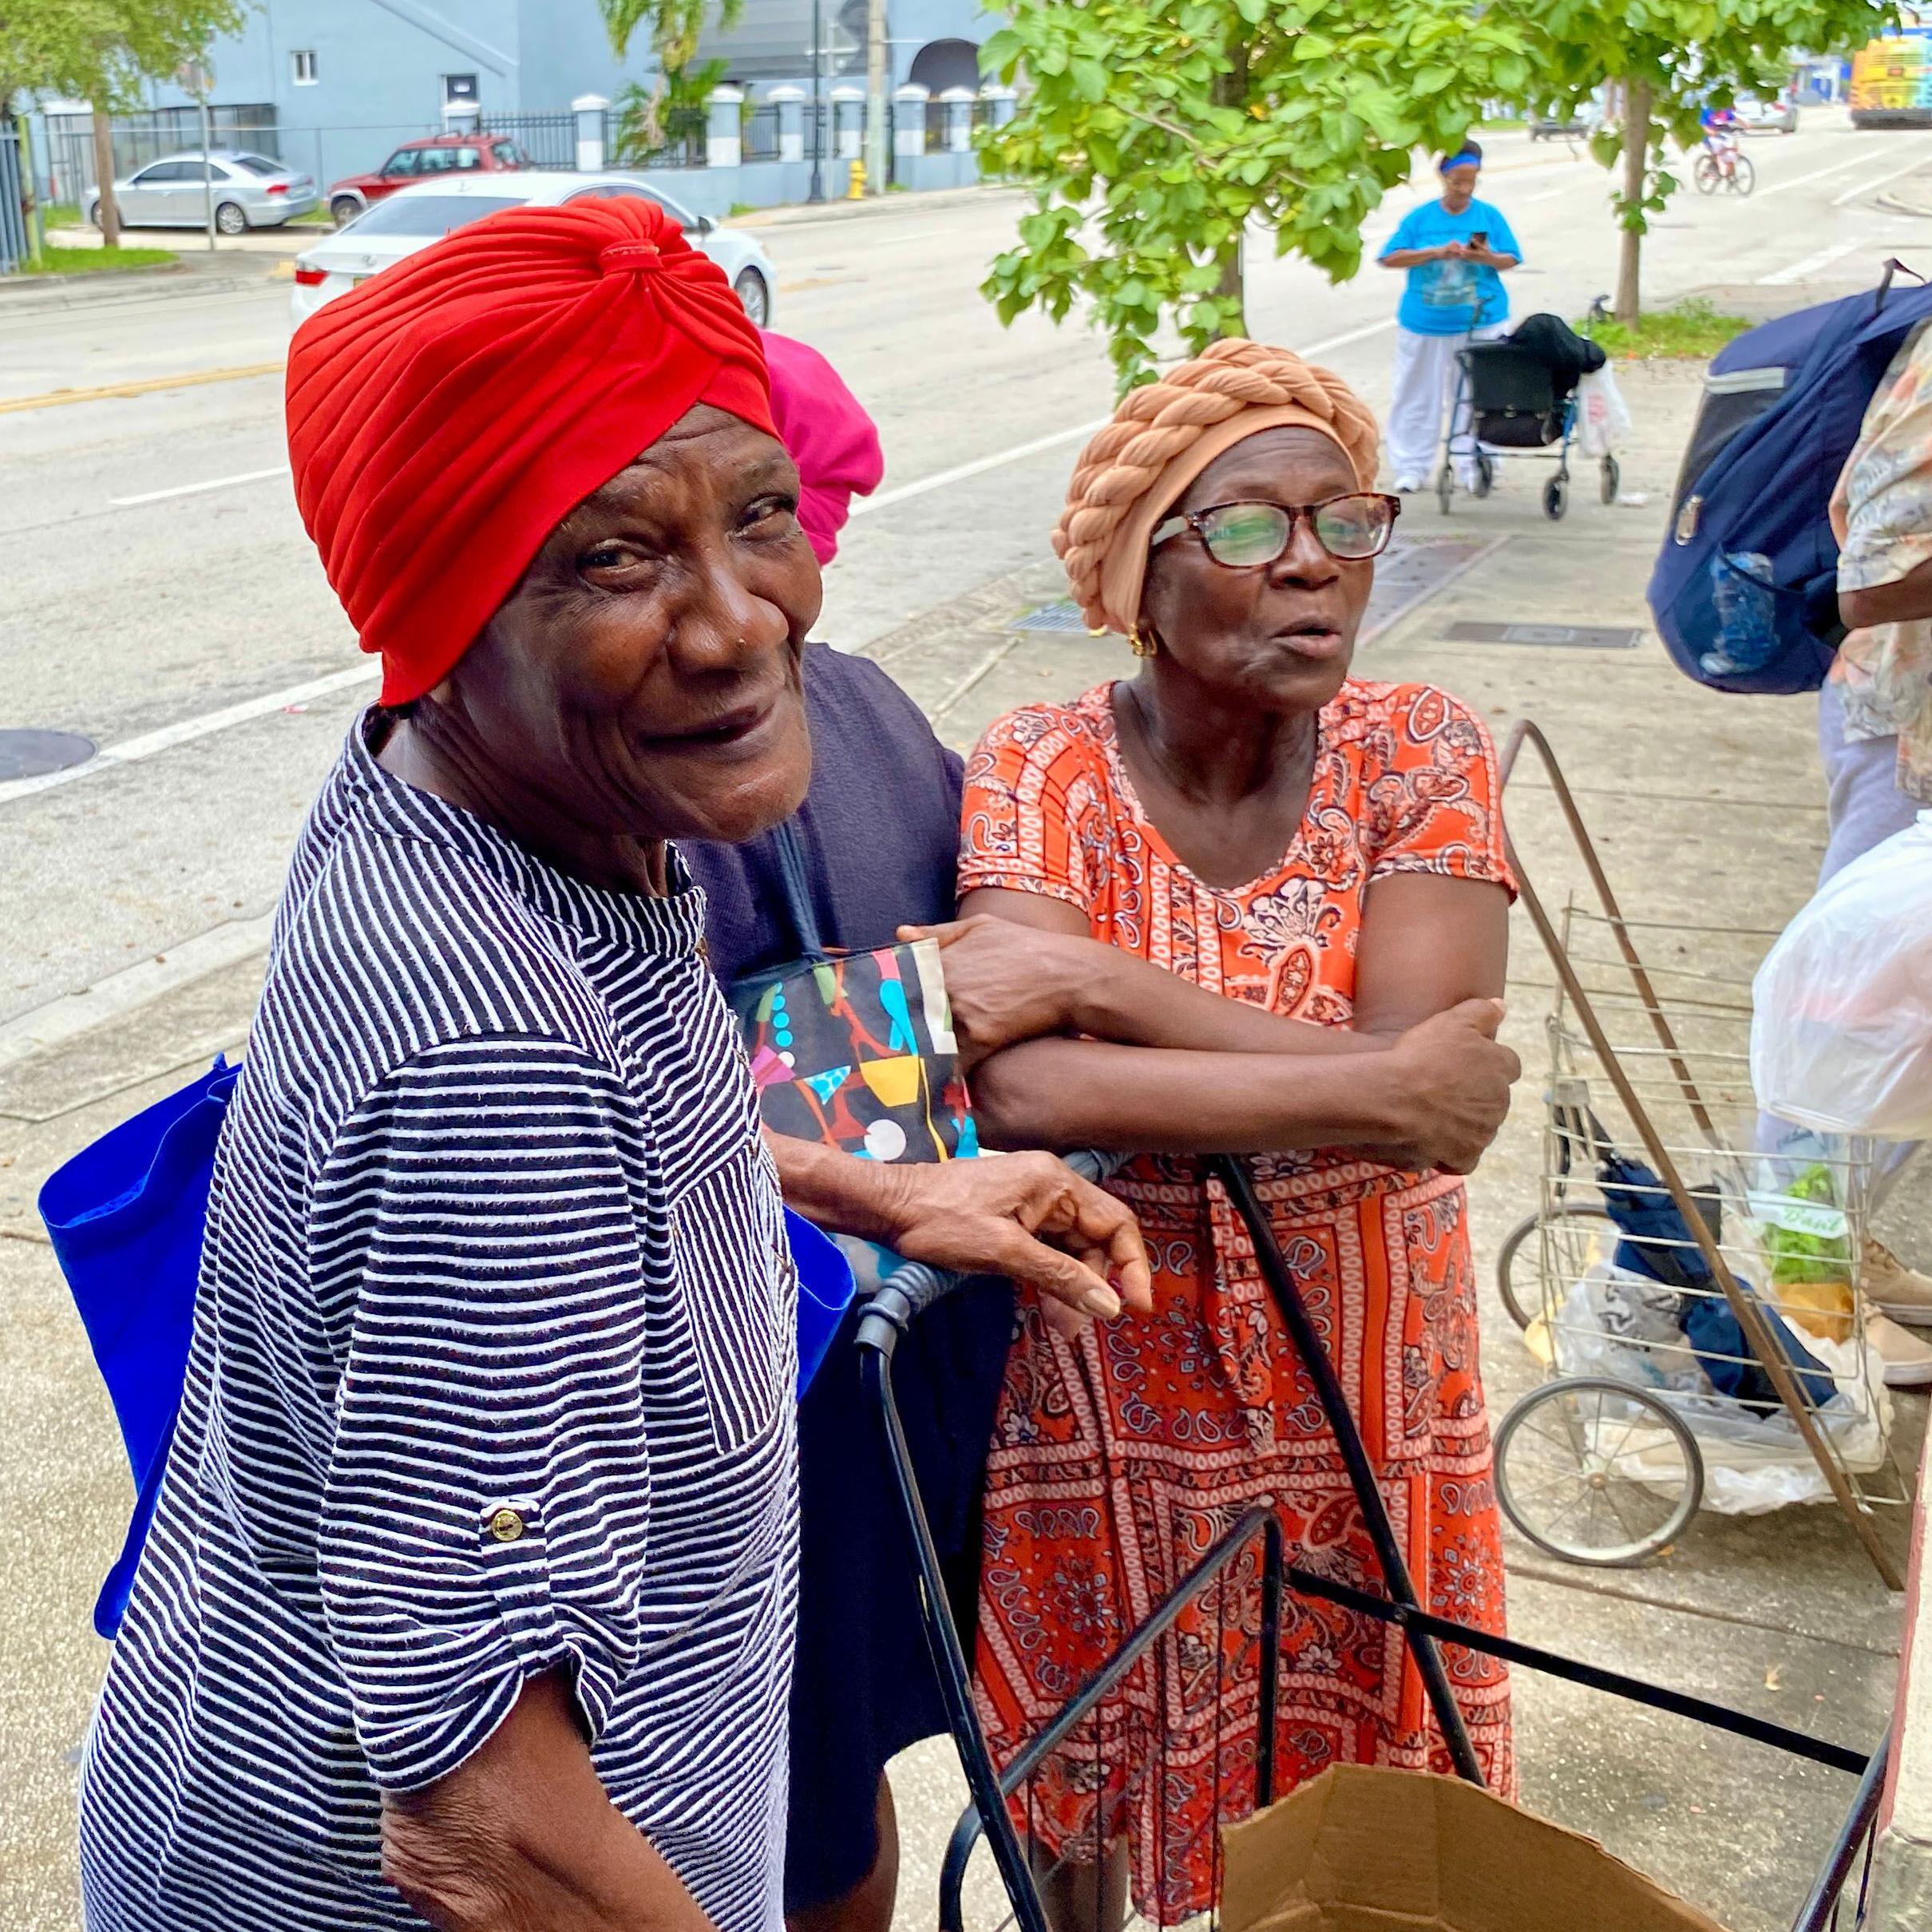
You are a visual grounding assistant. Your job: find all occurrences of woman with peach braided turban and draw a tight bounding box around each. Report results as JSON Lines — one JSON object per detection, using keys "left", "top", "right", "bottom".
{"left": 920, "top": 338, "right": 1523, "bottom": 1925}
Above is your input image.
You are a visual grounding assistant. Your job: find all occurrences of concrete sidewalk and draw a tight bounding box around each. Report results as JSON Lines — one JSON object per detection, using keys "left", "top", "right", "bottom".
{"left": 0, "top": 343, "right": 1915, "bottom": 1929}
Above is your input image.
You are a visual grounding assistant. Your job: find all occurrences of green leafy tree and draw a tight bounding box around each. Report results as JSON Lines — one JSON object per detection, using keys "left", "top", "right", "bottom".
{"left": 1527, "top": 0, "right": 1895, "bottom": 324}
{"left": 1, "top": 0, "right": 241, "bottom": 243}
{"left": 976, "top": 0, "right": 1534, "bottom": 388}
{"left": 600, "top": 0, "right": 742, "bottom": 165}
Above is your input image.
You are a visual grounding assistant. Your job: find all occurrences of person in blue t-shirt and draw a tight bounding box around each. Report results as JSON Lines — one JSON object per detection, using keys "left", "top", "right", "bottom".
{"left": 1376, "top": 141, "right": 1522, "bottom": 492}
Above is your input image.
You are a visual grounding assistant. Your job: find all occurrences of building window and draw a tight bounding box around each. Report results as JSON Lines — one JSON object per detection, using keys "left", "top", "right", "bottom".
{"left": 291, "top": 49, "right": 318, "bottom": 85}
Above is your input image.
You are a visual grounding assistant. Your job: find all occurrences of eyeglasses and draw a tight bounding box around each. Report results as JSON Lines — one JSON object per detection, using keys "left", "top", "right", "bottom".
{"left": 1151, "top": 493, "right": 1401, "bottom": 568}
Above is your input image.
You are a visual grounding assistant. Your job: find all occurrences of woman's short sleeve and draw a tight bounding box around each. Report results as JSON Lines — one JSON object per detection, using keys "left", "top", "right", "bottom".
{"left": 315, "top": 1038, "right": 654, "bottom": 1791}
{"left": 957, "top": 704, "right": 1110, "bottom": 914}
{"left": 1833, "top": 326, "right": 1932, "bottom": 593}
{"left": 1364, "top": 686, "right": 1516, "bottom": 894}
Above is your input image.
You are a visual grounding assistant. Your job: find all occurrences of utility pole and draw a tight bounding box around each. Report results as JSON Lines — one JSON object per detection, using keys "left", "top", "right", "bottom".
{"left": 808, "top": 0, "right": 825, "bottom": 203}
{"left": 864, "top": 0, "right": 887, "bottom": 195}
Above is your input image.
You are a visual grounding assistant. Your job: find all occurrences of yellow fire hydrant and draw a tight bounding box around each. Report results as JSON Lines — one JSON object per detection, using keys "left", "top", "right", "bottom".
{"left": 847, "top": 159, "right": 866, "bottom": 200}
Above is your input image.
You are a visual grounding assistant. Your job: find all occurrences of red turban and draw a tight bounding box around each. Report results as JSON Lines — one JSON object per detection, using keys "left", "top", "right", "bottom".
{"left": 286, "top": 196, "right": 777, "bottom": 705}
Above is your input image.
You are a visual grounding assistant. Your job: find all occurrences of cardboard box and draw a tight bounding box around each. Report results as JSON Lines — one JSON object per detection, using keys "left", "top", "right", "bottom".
{"left": 1221, "top": 1764, "right": 1732, "bottom": 1932}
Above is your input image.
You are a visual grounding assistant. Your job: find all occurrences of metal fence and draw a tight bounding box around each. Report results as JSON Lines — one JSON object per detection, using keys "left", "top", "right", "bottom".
{"left": 1, "top": 122, "right": 29, "bottom": 271}
{"left": 45, "top": 105, "right": 283, "bottom": 202}
{"left": 477, "top": 110, "right": 579, "bottom": 169}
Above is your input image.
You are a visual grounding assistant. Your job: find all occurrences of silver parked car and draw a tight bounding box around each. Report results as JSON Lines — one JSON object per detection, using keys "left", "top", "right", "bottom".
{"left": 87, "top": 150, "right": 319, "bottom": 234}
{"left": 291, "top": 173, "right": 776, "bottom": 329}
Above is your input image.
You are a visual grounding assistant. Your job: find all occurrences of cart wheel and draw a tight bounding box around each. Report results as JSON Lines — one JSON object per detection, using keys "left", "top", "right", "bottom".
{"left": 1474, "top": 453, "right": 1495, "bottom": 499}
{"left": 1435, "top": 463, "right": 1455, "bottom": 515}
{"left": 1495, "top": 1377, "right": 1704, "bottom": 1566}
{"left": 1542, "top": 476, "right": 1568, "bottom": 520}
{"left": 1495, "top": 1204, "right": 1619, "bottom": 1332}
{"left": 1599, "top": 453, "right": 1621, "bottom": 505}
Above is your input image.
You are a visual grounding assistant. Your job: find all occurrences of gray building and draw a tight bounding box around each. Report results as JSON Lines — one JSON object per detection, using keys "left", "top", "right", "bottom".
{"left": 35, "top": 0, "right": 1002, "bottom": 204}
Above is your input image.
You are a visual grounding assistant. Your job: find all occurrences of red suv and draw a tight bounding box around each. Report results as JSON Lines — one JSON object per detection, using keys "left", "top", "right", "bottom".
{"left": 327, "top": 133, "right": 531, "bottom": 226}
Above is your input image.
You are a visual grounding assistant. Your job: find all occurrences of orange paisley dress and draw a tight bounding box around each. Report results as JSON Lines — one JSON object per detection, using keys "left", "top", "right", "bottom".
{"left": 958, "top": 678, "right": 1518, "bottom": 1923}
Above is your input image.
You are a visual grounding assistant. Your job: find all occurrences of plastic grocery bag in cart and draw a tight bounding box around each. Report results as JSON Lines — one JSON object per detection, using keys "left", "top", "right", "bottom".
{"left": 1752, "top": 810, "right": 1932, "bottom": 1140}
{"left": 1552, "top": 1261, "right": 1891, "bottom": 1514}
{"left": 1576, "top": 362, "right": 1633, "bottom": 459}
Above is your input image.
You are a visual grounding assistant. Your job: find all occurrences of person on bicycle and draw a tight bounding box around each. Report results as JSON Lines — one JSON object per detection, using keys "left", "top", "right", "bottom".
{"left": 1378, "top": 140, "right": 1523, "bottom": 494}
{"left": 1701, "top": 102, "right": 1742, "bottom": 178}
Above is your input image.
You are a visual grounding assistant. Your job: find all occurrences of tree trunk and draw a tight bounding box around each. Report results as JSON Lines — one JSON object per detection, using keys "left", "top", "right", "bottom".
{"left": 1614, "top": 77, "right": 1651, "bottom": 329}
{"left": 91, "top": 109, "right": 121, "bottom": 248}
{"left": 1214, "top": 242, "right": 1247, "bottom": 338}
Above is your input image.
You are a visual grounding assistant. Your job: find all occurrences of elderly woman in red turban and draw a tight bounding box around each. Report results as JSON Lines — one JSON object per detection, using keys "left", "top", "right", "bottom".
{"left": 77, "top": 198, "right": 1146, "bottom": 1932}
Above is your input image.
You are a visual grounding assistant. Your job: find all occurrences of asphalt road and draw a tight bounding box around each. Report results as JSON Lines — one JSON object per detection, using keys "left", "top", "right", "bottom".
{"left": 4, "top": 110, "right": 1930, "bottom": 1033}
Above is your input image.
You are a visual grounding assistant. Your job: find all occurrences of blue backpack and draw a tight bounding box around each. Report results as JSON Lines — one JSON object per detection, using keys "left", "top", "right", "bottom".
{"left": 1649, "top": 266, "right": 1932, "bottom": 695}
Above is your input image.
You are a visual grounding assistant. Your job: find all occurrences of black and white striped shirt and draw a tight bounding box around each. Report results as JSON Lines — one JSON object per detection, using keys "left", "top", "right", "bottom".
{"left": 81, "top": 715, "right": 798, "bottom": 1932}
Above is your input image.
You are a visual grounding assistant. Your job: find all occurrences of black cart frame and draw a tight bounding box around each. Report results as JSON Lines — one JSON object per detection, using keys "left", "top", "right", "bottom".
{"left": 853, "top": 1151, "right": 1890, "bottom": 1932}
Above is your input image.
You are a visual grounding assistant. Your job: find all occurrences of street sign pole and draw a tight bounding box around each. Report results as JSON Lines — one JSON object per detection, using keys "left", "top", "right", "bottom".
{"left": 200, "top": 91, "right": 216, "bottom": 250}
{"left": 178, "top": 59, "right": 217, "bottom": 251}
{"left": 808, "top": 0, "right": 825, "bottom": 203}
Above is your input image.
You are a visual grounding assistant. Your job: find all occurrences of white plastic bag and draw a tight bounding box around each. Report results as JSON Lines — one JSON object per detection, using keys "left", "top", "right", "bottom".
{"left": 1546, "top": 1261, "right": 1890, "bottom": 1515}
{"left": 1752, "top": 811, "right": 1932, "bottom": 1138}
{"left": 1576, "top": 364, "right": 1633, "bottom": 458}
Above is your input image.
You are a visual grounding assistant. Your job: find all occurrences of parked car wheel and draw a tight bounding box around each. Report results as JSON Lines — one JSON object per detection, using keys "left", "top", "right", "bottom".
{"left": 733, "top": 267, "right": 771, "bottom": 328}
{"left": 85, "top": 197, "right": 102, "bottom": 229}
{"left": 215, "top": 200, "right": 248, "bottom": 236}
{"left": 331, "top": 194, "right": 363, "bottom": 228}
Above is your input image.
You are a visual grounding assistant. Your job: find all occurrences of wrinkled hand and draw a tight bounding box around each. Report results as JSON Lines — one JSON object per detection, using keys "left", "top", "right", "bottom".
{"left": 1355, "top": 999, "right": 1520, "bottom": 1175}
{"left": 1439, "top": 241, "right": 1470, "bottom": 261}
{"left": 900, "top": 917, "right": 1106, "bottom": 1067}
{"left": 873, "top": 1151, "right": 1153, "bottom": 1340}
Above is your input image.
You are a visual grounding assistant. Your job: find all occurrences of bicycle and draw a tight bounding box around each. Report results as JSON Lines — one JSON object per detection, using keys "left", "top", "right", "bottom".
{"left": 1695, "top": 135, "right": 1756, "bottom": 196}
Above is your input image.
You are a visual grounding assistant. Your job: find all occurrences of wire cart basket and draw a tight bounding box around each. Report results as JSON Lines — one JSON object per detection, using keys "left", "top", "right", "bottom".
{"left": 854, "top": 1141, "right": 1894, "bottom": 1932}
{"left": 1493, "top": 722, "right": 1914, "bottom": 1589}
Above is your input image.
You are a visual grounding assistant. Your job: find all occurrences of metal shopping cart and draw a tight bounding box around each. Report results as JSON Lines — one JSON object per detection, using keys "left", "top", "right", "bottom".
{"left": 853, "top": 1136, "right": 1894, "bottom": 1932}
{"left": 1491, "top": 723, "right": 1914, "bottom": 1587}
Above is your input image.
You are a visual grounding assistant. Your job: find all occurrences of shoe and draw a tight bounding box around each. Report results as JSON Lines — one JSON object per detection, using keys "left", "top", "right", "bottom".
{"left": 1865, "top": 1239, "right": 1932, "bottom": 1328}
{"left": 1394, "top": 476, "right": 1424, "bottom": 493}
{"left": 1867, "top": 1312, "right": 1932, "bottom": 1388}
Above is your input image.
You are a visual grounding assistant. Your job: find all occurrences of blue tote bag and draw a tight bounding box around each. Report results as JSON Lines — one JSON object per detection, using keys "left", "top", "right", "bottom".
{"left": 39, "top": 1056, "right": 239, "bottom": 1639}
{"left": 42, "top": 1055, "right": 852, "bottom": 1641}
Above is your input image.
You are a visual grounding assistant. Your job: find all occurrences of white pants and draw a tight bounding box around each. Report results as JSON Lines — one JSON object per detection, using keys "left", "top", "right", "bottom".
{"left": 1386, "top": 323, "right": 1506, "bottom": 486}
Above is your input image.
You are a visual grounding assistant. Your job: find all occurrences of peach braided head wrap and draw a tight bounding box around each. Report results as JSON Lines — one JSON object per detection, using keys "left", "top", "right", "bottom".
{"left": 1054, "top": 338, "right": 1381, "bottom": 636}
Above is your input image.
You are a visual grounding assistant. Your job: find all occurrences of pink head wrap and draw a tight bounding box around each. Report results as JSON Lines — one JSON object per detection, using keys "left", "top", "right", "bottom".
{"left": 761, "top": 331, "right": 885, "bottom": 564}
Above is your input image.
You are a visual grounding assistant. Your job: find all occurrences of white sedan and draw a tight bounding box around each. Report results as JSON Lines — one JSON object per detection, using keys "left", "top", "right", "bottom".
{"left": 291, "top": 172, "right": 777, "bottom": 328}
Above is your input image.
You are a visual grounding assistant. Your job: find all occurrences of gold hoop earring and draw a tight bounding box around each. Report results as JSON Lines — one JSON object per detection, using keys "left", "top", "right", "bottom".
{"left": 1128, "top": 625, "right": 1160, "bottom": 659}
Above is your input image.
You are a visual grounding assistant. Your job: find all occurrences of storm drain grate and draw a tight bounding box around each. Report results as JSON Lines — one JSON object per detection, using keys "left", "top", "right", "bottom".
{"left": 1444, "top": 621, "right": 1643, "bottom": 650}
{"left": 1010, "top": 600, "right": 1091, "bottom": 634}
{"left": 0, "top": 730, "right": 96, "bottom": 781}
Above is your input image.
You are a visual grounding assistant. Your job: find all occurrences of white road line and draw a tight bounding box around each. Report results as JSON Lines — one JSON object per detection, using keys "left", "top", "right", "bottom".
{"left": 0, "top": 663, "right": 378, "bottom": 807}
{"left": 1757, "top": 240, "right": 1865, "bottom": 285}
{"left": 109, "top": 464, "right": 291, "bottom": 508}
{"left": 1758, "top": 140, "right": 1932, "bottom": 201}
{"left": 1831, "top": 149, "right": 1932, "bottom": 207}
{"left": 849, "top": 421, "right": 1107, "bottom": 517}
{"left": 850, "top": 319, "right": 1398, "bottom": 520}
